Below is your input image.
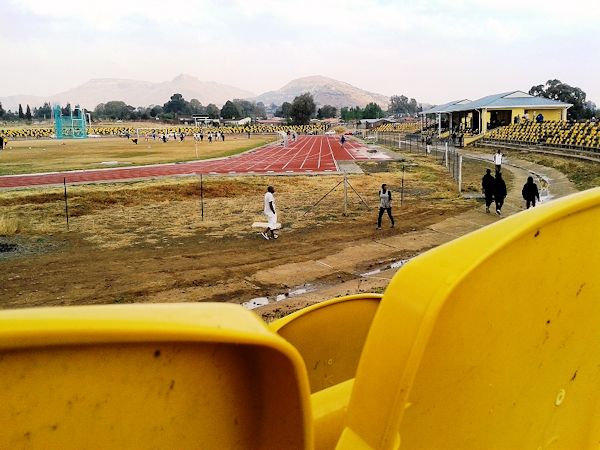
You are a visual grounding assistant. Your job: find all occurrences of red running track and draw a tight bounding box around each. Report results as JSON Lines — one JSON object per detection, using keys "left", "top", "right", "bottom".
{"left": 0, "top": 136, "right": 385, "bottom": 188}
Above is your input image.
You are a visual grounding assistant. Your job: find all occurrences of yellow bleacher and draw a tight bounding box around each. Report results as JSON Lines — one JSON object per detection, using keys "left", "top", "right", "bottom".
{"left": 486, "top": 120, "right": 600, "bottom": 150}
{"left": 0, "top": 124, "right": 325, "bottom": 140}
{"left": 371, "top": 123, "right": 421, "bottom": 133}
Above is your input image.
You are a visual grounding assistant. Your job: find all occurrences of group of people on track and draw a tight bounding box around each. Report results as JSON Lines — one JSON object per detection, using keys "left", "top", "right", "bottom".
{"left": 482, "top": 150, "right": 541, "bottom": 215}
{"left": 260, "top": 149, "right": 542, "bottom": 241}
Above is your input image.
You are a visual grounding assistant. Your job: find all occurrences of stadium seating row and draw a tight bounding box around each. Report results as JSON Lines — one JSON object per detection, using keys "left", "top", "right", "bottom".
{"left": 0, "top": 124, "right": 325, "bottom": 140}
{"left": 371, "top": 122, "right": 421, "bottom": 133}
{"left": 485, "top": 120, "right": 600, "bottom": 150}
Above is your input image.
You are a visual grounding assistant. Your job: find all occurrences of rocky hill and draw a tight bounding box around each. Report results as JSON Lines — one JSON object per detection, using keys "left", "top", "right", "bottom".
{"left": 0, "top": 74, "right": 255, "bottom": 110}
{"left": 254, "top": 75, "right": 390, "bottom": 108}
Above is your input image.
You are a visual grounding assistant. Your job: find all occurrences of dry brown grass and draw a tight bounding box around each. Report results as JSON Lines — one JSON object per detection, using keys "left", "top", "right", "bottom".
{"left": 461, "top": 158, "right": 514, "bottom": 193}
{"left": 0, "top": 215, "right": 24, "bottom": 235}
{"left": 0, "top": 156, "right": 466, "bottom": 249}
{"left": 0, "top": 135, "right": 275, "bottom": 175}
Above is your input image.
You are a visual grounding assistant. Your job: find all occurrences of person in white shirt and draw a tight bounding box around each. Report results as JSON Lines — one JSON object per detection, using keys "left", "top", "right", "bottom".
{"left": 376, "top": 184, "right": 395, "bottom": 229}
{"left": 262, "top": 186, "right": 278, "bottom": 240}
{"left": 493, "top": 150, "right": 503, "bottom": 173}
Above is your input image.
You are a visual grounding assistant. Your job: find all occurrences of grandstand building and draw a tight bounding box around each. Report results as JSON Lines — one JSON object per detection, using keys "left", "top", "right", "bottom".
{"left": 421, "top": 91, "right": 572, "bottom": 137}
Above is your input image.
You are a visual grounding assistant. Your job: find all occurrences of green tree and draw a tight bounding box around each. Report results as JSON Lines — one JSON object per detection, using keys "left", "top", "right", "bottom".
{"left": 163, "top": 93, "right": 190, "bottom": 115}
{"left": 275, "top": 102, "right": 292, "bottom": 118}
{"left": 389, "top": 95, "right": 409, "bottom": 115}
{"left": 388, "top": 95, "right": 420, "bottom": 116}
{"left": 220, "top": 100, "right": 243, "bottom": 119}
{"left": 25, "top": 105, "right": 32, "bottom": 121}
{"left": 254, "top": 102, "right": 267, "bottom": 119}
{"left": 206, "top": 103, "right": 220, "bottom": 119}
{"left": 94, "top": 103, "right": 106, "bottom": 119}
{"left": 408, "top": 98, "right": 419, "bottom": 114}
{"left": 340, "top": 106, "right": 363, "bottom": 121}
{"left": 232, "top": 99, "right": 253, "bottom": 117}
{"left": 103, "top": 101, "right": 129, "bottom": 120}
{"left": 362, "top": 102, "right": 384, "bottom": 119}
{"left": 340, "top": 107, "right": 350, "bottom": 121}
{"left": 189, "top": 99, "right": 206, "bottom": 115}
{"left": 34, "top": 102, "right": 52, "bottom": 120}
{"left": 290, "top": 93, "right": 316, "bottom": 125}
{"left": 0, "top": 102, "right": 5, "bottom": 119}
{"left": 317, "top": 105, "right": 337, "bottom": 119}
{"left": 18, "top": 104, "right": 24, "bottom": 119}
{"left": 149, "top": 105, "right": 164, "bottom": 118}
{"left": 529, "top": 80, "right": 595, "bottom": 120}
{"left": 61, "top": 103, "right": 71, "bottom": 116}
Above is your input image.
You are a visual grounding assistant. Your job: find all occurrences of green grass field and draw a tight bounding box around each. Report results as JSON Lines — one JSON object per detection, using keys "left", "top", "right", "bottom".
{"left": 0, "top": 135, "right": 275, "bottom": 176}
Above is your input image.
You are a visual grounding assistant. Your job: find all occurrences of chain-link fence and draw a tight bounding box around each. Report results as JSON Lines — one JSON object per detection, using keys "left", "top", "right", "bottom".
{"left": 367, "top": 132, "right": 463, "bottom": 192}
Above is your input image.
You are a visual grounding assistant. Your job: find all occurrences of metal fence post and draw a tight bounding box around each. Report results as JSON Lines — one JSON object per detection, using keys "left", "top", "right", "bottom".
{"left": 458, "top": 155, "right": 463, "bottom": 193}
{"left": 445, "top": 143, "right": 448, "bottom": 168}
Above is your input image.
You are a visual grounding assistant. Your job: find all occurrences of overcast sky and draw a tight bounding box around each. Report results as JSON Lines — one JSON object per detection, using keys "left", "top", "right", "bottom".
{"left": 1, "top": 0, "right": 599, "bottom": 105}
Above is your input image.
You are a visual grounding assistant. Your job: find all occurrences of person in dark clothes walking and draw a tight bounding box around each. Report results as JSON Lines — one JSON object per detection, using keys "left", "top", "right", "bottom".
{"left": 481, "top": 168, "right": 495, "bottom": 213}
{"left": 494, "top": 172, "right": 507, "bottom": 215}
{"left": 377, "top": 184, "right": 395, "bottom": 229}
{"left": 522, "top": 176, "right": 540, "bottom": 209}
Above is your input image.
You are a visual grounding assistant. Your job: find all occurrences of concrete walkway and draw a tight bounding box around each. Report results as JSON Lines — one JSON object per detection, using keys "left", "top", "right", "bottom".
{"left": 256, "top": 154, "right": 578, "bottom": 320}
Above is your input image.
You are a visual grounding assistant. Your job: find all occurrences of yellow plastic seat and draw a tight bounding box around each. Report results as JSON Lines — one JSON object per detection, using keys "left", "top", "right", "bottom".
{"left": 270, "top": 294, "right": 382, "bottom": 450}
{"left": 337, "top": 188, "right": 600, "bottom": 449}
{"left": 1, "top": 189, "right": 599, "bottom": 449}
{"left": 0, "top": 303, "right": 311, "bottom": 449}
{"left": 270, "top": 294, "right": 382, "bottom": 393}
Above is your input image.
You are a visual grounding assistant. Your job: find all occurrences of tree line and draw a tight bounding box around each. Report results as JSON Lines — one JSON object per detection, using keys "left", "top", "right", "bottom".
{"left": 529, "top": 79, "right": 598, "bottom": 120}
{"left": 2, "top": 80, "right": 595, "bottom": 125}
{"left": 0, "top": 92, "right": 421, "bottom": 125}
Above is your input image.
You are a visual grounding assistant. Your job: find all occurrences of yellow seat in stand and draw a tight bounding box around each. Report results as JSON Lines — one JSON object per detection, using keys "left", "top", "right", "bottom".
{"left": 0, "top": 304, "right": 312, "bottom": 449}
{"left": 337, "top": 187, "right": 600, "bottom": 449}
{"left": 0, "top": 188, "right": 598, "bottom": 449}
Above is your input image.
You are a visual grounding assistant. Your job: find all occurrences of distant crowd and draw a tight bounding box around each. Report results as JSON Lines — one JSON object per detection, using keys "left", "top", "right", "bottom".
{"left": 0, "top": 124, "right": 326, "bottom": 140}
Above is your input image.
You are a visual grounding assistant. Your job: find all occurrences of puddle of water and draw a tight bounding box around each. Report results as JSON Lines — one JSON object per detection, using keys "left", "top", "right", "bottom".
{"left": 289, "top": 288, "right": 308, "bottom": 296}
{"left": 360, "top": 259, "right": 410, "bottom": 277}
{"left": 242, "top": 284, "right": 315, "bottom": 310}
{"left": 361, "top": 269, "right": 382, "bottom": 277}
{"left": 242, "top": 297, "right": 269, "bottom": 310}
{"left": 390, "top": 259, "right": 409, "bottom": 269}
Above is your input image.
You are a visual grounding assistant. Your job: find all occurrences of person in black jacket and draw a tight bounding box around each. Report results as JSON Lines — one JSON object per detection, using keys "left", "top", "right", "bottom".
{"left": 494, "top": 172, "right": 507, "bottom": 215}
{"left": 481, "top": 168, "right": 495, "bottom": 213}
{"left": 522, "top": 176, "right": 540, "bottom": 209}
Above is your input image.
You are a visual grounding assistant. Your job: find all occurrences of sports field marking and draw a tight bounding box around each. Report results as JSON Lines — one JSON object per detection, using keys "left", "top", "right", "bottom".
{"left": 0, "top": 136, "right": 388, "bottom": 188}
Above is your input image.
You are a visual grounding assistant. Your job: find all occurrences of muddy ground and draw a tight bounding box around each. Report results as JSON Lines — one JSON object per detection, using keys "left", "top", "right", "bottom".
{"left": 1, "top": 152, "right": 482, "bottom": 315}
{"left": 7, "top": 143, "right": 588, "bottom": 322}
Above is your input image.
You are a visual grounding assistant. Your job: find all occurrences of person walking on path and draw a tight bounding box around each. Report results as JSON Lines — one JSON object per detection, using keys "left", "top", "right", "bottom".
{"left": 493, "top": 149, "right": 504, "bottom": 173}
{"left": 522, "top": 176, "right": 540, "bottom": 209}
{"left": 377, "top": 184, "right": 395, "bottom": 229}
{"left": 262, "top": 186, "right": 278, "bottom": 240}
{"left": 494, "top": 172, "right": 507, "bottom": 215}
{"left": 340, "top": 135, "right": 346, "bottom": 146}
{"left": 481, "top": 168, "right": 495, "bottom": 213}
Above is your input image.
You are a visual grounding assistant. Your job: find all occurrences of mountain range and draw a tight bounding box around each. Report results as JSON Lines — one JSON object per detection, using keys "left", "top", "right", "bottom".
{"left": 0, "top": 74, "right": 391, "bottom": 111}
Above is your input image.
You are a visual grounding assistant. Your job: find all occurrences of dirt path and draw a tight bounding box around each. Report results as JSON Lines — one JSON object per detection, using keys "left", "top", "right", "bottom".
{"left": 0, "top": 152, "right": 578, "bottom": 319}
{"left": 255, "top": 154, "right": 578, "bottom": 321}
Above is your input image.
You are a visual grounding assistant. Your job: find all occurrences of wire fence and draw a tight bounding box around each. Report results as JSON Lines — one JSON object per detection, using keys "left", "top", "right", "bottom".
{"left": 0, "top": 172, "right": 390, "bottom": 245}
{"left": 368, "top": 132, "right": 463, "bottom": 192}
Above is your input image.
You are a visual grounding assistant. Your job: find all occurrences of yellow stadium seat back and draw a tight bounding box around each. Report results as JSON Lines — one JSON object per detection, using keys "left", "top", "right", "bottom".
{"left": 270, "top": 294, "right": 382, "bottom": 393}
{"left": 338, "top": 188, "right": 600, "bottom": 450}
{"left": 0, "top": 303, "right": 311, "bottom": 450}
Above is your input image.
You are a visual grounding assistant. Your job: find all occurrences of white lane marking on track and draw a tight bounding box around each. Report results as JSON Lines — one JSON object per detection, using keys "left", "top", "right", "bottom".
{"left": 318, "top": 136, "right": 323, "bottom": 169}
{"left": 300, "top": 136, "right": 318, "bottom": 169}
{"left": 282, "top": 135, "right": 312, "bottom": 170}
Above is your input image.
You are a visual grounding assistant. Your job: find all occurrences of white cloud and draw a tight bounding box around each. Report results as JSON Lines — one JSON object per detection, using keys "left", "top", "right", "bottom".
{"left": 2, "top": 0, "right": 599, "bottom": 102}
